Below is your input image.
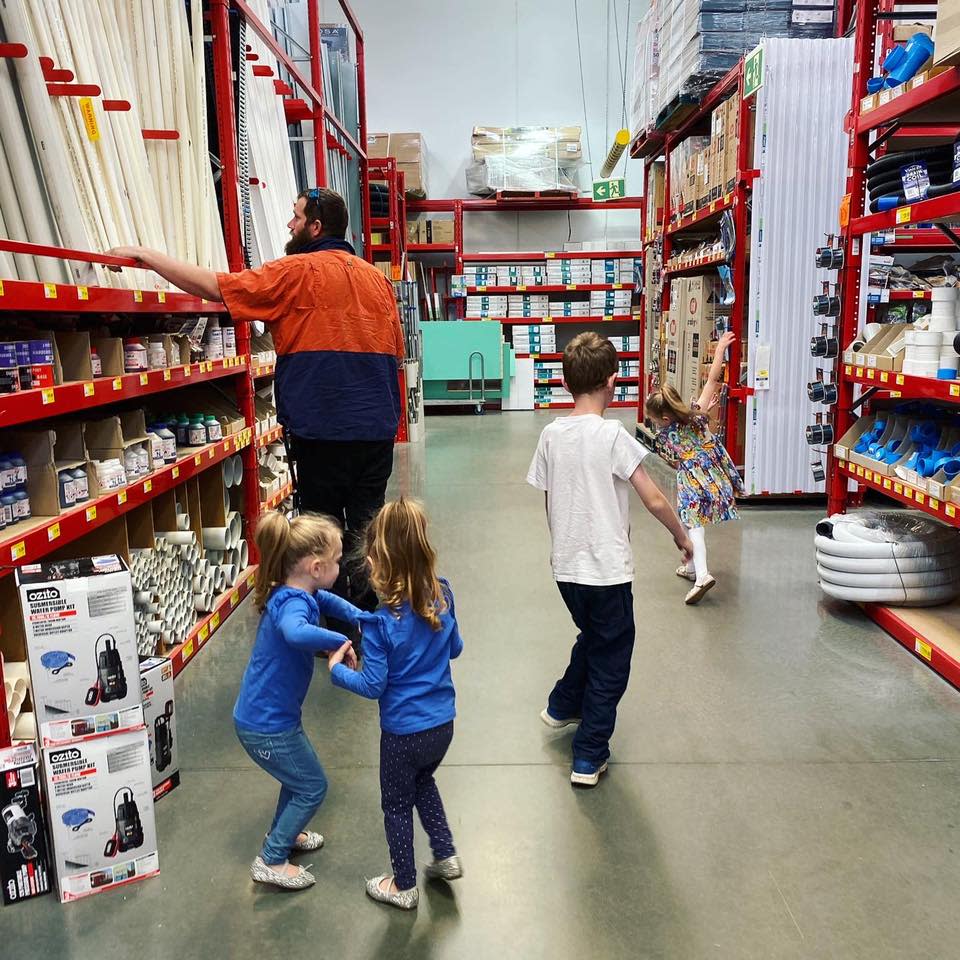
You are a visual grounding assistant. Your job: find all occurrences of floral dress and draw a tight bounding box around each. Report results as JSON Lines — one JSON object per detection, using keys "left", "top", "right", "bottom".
{"left": 654, "top": 408, "right": 744, "bottom": 528}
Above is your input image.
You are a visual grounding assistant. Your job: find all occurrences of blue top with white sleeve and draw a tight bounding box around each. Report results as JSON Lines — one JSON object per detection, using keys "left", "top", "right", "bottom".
{"left": 234, "top": 585, "right": 361, "bottom": 734}
{"left": 330, "top": 579, "right": 462, "bottom": 735}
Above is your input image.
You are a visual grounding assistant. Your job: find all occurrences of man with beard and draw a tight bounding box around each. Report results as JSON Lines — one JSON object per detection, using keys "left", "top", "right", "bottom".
{"left": 108, "top": 188, "right": 404, "bottom": 616}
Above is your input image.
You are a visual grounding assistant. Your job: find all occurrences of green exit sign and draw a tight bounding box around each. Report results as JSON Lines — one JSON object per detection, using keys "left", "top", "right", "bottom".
{"left": 593, "top": 178, "right": 625, "bottom": 202}
{"left": 744, "top": 44, "right": 764, "bottom": 99}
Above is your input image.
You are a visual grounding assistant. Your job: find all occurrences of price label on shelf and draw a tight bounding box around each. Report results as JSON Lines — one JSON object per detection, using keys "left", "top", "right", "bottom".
{"left": 43, "top": 283, "right": 57, "bottom": 299}
{"left": 163, "top": 369, "right": 171, "bottom": 381}
{"left": 948, "top": 504, "right": 956, "bottom": 518}
{"left": 894, "top": 482, "right": 903, "bottom": 494}
{"left": 41, "top": 388, "right": 55, "bottom": 405}
{"left": 931, "top": 498, "right": 940, "bottom": 510}
{"left": 915, "top": 638, "right": 932, "bottom": 662}
{"left": 10, "top": 541, "right": 25, "bottom": 562}
{"left": 913, "top": 291, "right": 926, "bottom": 299}
{"left": 112, "top": 377, "right": 122, "bottom": 391}
{"left": 566, "top": 284, "right": 577, "bottom": 290}
{"left": 199, "top": 625, "right": 209, "bottom": 644}
{"left": 880, "top": 372, "right": 889, "bottom": 383}
{"left": 231, "top": 590, "right": 240, "bottom": 607}
{"left": 47, "top": 523, "right": 60, "bottom": 542}
{"left": 883, "top": 478, "right": 892, "bottom": 490}
{"left": 182, "top": 639, "right": 195, "bottom": 662}
{"left": 77, "top": 286, "right": 89, "bottom": 301}
{"left": 208, "top": 448, "right": 215, "bottom": 459}
{"left": 517, "top": 285, "right": 527, "bottom": 292}
{"left": 476, "top": 285, "right": 487, "bottom": 292}
{"left": 865, "top": 470, "right": 873, "bottom": 482}
{"left": 916, "top": 492, "right": 926, "bottom": 505}
{"left": 896, "top": 374, "right": 905, "bottom": 385}
{"left": 211, "top": 612, "right": 221, "bottom": 631}
{"left": 194, "top": 454, "right": 201, "bottom": 467}
{"left": 247, "top": 573, "right": 255, "bottom": 588}
{"left": 133, "top": 290, "right": 143, "bottom": 302}
{"left": 158, "top": 291, "right": 166, "bottom": 303}
{"left": 183, "top": 365, "right": 191, "bottom": 377}
{"left": 83, "top": 382, "right": 95, "bottom": 397}
{"left": 86, "top": 506, "right": 97, "bottom": 522}
{"left": 139, "top": 373, "right": 148, "bottom": 386}
{"left": 143, "top": 479, "right": 152, "bottom": 493}
{"left": 0, "top": 280, "right": 4, "bottom": 296}
{"left": 117, "top": 490, "right": 127, "bottom": 505}
{"left": 172, "top": 466, "right": 179, "bottom": 479}
{"left": 896, "top": 206, "right": 912, "bottom": 224}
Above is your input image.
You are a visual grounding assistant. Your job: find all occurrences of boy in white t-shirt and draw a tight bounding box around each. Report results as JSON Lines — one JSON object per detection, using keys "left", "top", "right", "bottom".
{"left": 527, "top": 332, "right": 693, "bottom": 787}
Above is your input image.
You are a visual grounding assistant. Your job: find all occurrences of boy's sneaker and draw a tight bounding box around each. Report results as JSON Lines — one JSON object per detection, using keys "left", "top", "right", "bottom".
{"left": 424, "top": 855, "right": 463, "bottom": 881}
{"left": 684, "top": 576, "right": 716, "bottom": 605}
{"left": 570, "top": 759, "right": 608, "bottom": 787}
{"left": 540, "top": 708, "right": 581, "bottom": 729}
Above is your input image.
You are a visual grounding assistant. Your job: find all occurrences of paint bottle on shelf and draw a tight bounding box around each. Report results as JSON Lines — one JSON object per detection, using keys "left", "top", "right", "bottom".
{"left": 0, "top": 492, "right": 14, "bottom": 528}
{"left": 148, "top": 340, "right": 167, "bottom": 370}
{"left": 147, "top": 429, "right": 166, "bottom": 471}
{"left": 9, "top": 452, "right": 26, "bottom": 489}
{"left": 0, "top": 455, "right": 15, "bottom": 492}
{"left": 90, "top": 346, "right": 102, "bottom": 377}
{"left": 204, "top": 414, "right": 223, "bottom": 442}
{"left": 136, "top": 443, "right": 150, "bottom": 476}
{"left": 58, "top": 469, "right": 77, "bottom": 509}
{"left": 71, "top": 466, "right": 89, "bottom": 503}
{"left": 175, "top": 414, "right": 191, "bottom": 446}
{"left": 222, "top": 326, "right": 237, "bottom": 358}
{"left": 188, "top": 416, "right": 207, "bottom": 447}
{"left": 13, "top": 489, "right": 31, "bottom": 522}
{"left": 124, "top": 338, "right": 148, "bottom": 372}
{"left": 124, "top": 445, "right": 142, "bottom": 479}
{"left": 203, "top": 321, "right": 224, "bottom": 361}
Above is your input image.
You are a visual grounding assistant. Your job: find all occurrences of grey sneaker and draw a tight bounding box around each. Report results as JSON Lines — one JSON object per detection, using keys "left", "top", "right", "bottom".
{"left": 365, "top": 875, "right": 419, "bottom": 910}
{"left": 424, "top": 855, "right": 463, "bottom": 881}
{"left": 540, "top": 708, "right": 581, "bottom": 729}
{"left": 264, "top": 830, "right": 325, "bottom": 853}
{"left": 250, "top": 856, "right": 315, "bottom": 889}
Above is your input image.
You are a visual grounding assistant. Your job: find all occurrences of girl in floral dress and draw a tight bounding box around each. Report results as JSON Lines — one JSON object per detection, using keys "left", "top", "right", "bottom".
{"left": 645, "top": 331, "right": 744, "bottom": 605}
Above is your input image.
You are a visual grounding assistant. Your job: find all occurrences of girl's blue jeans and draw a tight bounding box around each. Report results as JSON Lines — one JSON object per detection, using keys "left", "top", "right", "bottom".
{"left": 235, "top": 722, "right": 328, "bottom": 865}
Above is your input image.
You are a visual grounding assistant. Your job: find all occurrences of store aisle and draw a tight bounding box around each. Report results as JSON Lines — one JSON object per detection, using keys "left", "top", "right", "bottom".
{"left": 10, "top": 413, "right": 960, "bottom": 959}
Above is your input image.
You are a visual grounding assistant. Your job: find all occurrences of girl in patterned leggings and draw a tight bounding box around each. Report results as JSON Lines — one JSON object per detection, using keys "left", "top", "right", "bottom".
{"left": 328, "top": 498, "right": 463, "bottom": 910}
{"left": 646, "top": 330, "right": 744, "bottom": 605}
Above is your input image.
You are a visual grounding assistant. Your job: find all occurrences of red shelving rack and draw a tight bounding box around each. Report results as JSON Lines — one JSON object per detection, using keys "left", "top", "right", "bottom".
{"left": 828, "top": 0, "right": 960, "bottom": 689}
{"left": 631, "top": 61, "right": 756, "bottom": 466}
{"left": 0, "top": 0, "right": 370, "bottom": 744}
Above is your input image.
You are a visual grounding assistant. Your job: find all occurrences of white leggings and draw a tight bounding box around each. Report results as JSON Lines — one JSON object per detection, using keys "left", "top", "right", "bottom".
{"left": 687, "top": 526, "right": 709, "bottom": 584}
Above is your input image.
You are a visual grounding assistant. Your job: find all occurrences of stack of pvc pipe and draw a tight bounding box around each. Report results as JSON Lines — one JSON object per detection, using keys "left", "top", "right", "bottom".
{"left": 4, "top": 661, "right": 31, "bottom": 740}
{"left": 203, "top": 511, "right": 248, "bottom": 589}
{"left": 222, "top": 454, "right": 244, "bottom": 491}
{"left": 0, "top": 0, "right": 226, "bottom": 287}
{"left": 932, "top": 288, "right": 959, "bottom": 378}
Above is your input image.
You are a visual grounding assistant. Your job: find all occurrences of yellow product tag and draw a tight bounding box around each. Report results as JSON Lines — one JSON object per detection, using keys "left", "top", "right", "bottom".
{"left": 916, "top": 492, "right": 925, "bottom": 505}
{"left": 41, "top": 388, "right": 55, "bottom": 405}
{"left": 865, "top": 470, "right": 873, "bottom": 482}
{"left": 86, "top": 506, "right": 97, "bottom": 522}
{"left": 158, "top": 291, "right": 166, "bottom": 303}
{"left": 915, "top": 639, "right": 932, "bottom": 661}
{"left": 208, "top": 448, "right": 215, "bottom": 460}
{"left": 83, "top": 382, "right": 95, "bottom": 397}
{"left": 894, "top": 482, "right": 903, "bottom": 493}
{"left": 163, "top": 369, "right": 171, "bottom": 381}
{"left": 78, "top": 96, "right": 100, "bottom": 141}
{"left": 231, "top": 590, "right": 240, "bottom": 607}
{"left": 133, "top": 290, "right": 143, "bottom": 302}
{"left": 112, "top": 377, "right": 122, "bottom": 391}
{"left": 182, "top": 639, "right": 195, "bottom": 662}
{"left": 476, "top": 285, "right": 487, "bottom": 292}
{"left": 517, "top": 285, "right": 527, "bottom": 292}
{"left": 896, "top": 206, "right": 912, "bottom": 224}
{"left": 947, "top": 504, "right": 956, "bottom": 518}
{"left": 194, "top": 454, "right": 201, "bottom": 467}
{"left": 879, "top": 371, "right": 889, "bottom": 383}
{"left": 11, "top": 541, "right": 25, "bottom": 561}
{"left": 867, "top": 369, "right": 875, "bottom": 380}
{"left": 856, "top": 465, "right": 864, "bottom": 477}
{"left": 855, "top": 367, "right": 864, "bottom": 377}
{"left": 117, "top": 490, "right": 127, "bottom": 505}
{"left": 43, "top": 283, "right": 57, "bottom": 299}
{"left": 47, "top": 523, "right": 60, "bottom": 542}
{"left": 566, "top": 284, "right": 577, "bottom": 290}
{"left": 0, "top": 279, "right": 4, "bottom": 295}
{"left": 143, "top": 479, "right": 152, "bottom": 493}
{"left": 199, "top": 625, "right": 209, "bottom": 643}
{"left": 247, "top": 573, "right": 255, "bottom": 588}
{"left": 914, "top": 291, "right": 925, "bottom": 299}
{"left": 211, "top": 612, "right": 221, "bottom": 630}
{"left": 896, "top": 374, "right": 905, "bottom": 385}
{"left": 931, "top": 498, "right": 940, "bottom": 510}
{"left": 172, "top": 466, "right": 179, "bottom": 479}
{"left": 951, "top": 385, "right": 960, "bottom": 397}
{"left": 883, "top": 479, "right": 891, "bottom": 490}
{"left": 905, "top": 487, "right": 914, "bottom": 499}
{"left": 183, "top": 365, "right": 191, "bottom": 377}
{"left": 139, "top": 373, "right": 148, "bottom": 386}
{"left": 77, "top": 286, "right": 89, "bottom": 301}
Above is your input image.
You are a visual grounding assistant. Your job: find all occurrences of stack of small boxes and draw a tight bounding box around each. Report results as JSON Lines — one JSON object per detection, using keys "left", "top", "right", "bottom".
{"left": 508, "top": 294, "right": 550, "bottom": 318}
{"left": 591, "top": 287, "right": 634, "bottom": 317}
{"left": 512, "top": 324, "right": 557, "bottom": 357}
{"left": 466, "top": 294, "right": 508, "bottom": 319}
{"left": 546, "top": 258, "right": 592, "bottom": 286}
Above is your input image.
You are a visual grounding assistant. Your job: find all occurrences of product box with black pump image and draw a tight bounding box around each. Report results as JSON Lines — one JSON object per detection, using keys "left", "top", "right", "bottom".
{"left": 42, "top": 726, "right": 159, "bottom": 902}
{"left": 140, "top": 657, "right": 179, "bottom": 800}
{"left": 16, "top": 555, "right": 143, "bottom": 746}
{"left": 0, "top": 741, "right": 52, "bottom": 906}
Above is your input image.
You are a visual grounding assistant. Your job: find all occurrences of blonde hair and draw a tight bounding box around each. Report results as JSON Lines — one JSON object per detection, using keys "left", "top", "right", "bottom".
{"left": 364, "top": 498, "right": 446, "bottom": 630}
{"left": 253, "top": 511, "right": 342, "bottom": 610}
{"left": 645, "top": 385, "right": 695, "bottom": 426}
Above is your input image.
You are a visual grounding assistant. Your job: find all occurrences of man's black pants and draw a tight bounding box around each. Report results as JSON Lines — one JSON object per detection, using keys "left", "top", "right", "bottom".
{"left": 288, "top": 437, "right": 394, "bottom": 618}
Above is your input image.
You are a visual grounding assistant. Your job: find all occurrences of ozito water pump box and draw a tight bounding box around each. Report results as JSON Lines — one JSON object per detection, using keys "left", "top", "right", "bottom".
{"left": 42, "top": 727, "right": 159, "bottom": 902}
{"left": 0, "top": 742, "right": 52, "bottom": 906}
{"left": 139, "top": 658, "right": 179, "bottom": 800}
{"left": 16, "top": 555, "right": 143, "bottom": 745}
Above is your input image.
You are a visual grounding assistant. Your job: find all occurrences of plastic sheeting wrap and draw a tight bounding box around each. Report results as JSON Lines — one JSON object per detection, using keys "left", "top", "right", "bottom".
{"left": 466, "top": 126, "right": 582, "bottom": 196}
{"left": 743, "top": 38, "right": 853, "bottom": 496}
{"left": 816, "top": 512, "right": 960, "bottom": 606}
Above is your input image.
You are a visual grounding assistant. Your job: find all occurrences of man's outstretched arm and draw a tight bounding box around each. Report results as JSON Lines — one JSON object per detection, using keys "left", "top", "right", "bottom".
{"left": 106, "top": 246, "right": 223, "bottom": 302}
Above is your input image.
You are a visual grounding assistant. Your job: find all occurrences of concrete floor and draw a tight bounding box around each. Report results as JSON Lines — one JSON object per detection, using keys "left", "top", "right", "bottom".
{"left": 9, "top": 412, "right": 960, "bottom": 959}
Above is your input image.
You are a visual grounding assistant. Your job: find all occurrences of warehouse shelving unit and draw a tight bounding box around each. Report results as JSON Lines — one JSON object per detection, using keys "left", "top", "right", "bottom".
{"left": 828, "top": 0, "right": 960, "bottom": 688}
{"left": 631, "top": 61, "right": 756, "bottom": 465}
{"left": 0, "top": 0, "right": 370, "bottom": 733}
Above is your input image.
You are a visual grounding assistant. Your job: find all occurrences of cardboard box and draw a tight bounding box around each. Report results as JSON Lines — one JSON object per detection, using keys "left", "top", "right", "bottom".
{"left": 934, "top": 5, "right": 960, "bottom": 67}
{"left": 139, "top": 658, "right": 179, "bottom": 801}
{"left": 388, "top": 132, "right": 425, "bottom": 163}
{"left": 425, "top": 220, "right": 455, "bottom": 245}
{"left": 398, "top": 161, "right": 426, "bottom": 198}
{"left": 367, "top": 132, "right": 389, "bottom": 158}
{"left": 0, "top": 741, "right": 53, "bottom": 905}
{"left": 43, "top": 725, "right": 159, "bottom": 902}
{"left": 833, "top": 416, "right": 875, "bottom": 461}
{"left": 17, "top": 555, "right": 142, "bottom": 743}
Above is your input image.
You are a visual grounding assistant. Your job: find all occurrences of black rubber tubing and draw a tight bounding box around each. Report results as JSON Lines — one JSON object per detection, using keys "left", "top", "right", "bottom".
{"left": 867, "top": 145, "right": 955, "bottom": 179}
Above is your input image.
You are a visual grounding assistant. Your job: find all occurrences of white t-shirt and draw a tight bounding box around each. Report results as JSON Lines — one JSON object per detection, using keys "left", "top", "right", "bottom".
{"left": 526, "top": 414, "right": 648, "bottom": 585}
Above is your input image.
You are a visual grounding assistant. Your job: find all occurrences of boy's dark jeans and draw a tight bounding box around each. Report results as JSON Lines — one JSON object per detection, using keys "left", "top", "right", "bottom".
{"left": 548, "top": 581, "right": 635, "bottom": 766}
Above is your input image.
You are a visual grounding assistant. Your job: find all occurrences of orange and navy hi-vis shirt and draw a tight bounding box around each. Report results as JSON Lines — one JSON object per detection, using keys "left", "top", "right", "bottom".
{"left": 217, "top": 242, "right": 404, "bottom": 442}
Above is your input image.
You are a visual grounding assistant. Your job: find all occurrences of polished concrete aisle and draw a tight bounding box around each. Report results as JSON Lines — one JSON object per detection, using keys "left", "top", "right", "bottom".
{"left": 10, "top": 413, "right": 960, "bottom": 959}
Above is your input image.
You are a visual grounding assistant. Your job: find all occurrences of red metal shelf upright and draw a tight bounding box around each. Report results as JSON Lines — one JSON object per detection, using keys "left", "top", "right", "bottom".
{"left": 827, "top": 0, "right": 960, "bottom": 689}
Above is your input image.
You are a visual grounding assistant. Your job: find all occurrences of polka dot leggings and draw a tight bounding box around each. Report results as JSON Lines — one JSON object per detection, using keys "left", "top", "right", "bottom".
{"left": 380, "top": 721, "right": 456, "bottom": 890}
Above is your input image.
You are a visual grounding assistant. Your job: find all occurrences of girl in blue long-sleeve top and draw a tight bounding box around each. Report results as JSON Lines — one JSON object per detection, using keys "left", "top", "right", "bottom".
{"left": 235, "top": 511, "right": 361, "bottom": 891}
{"left": 328, "top": 498, "right": 463, "bottom": 911}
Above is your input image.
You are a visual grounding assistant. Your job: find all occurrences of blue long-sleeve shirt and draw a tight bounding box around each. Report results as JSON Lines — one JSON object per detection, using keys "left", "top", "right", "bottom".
{"left": 330, "top": 580, "right": 462, "bottom": 735}
{"left": 234, "top": 585, "right": 361, "bottom": 733}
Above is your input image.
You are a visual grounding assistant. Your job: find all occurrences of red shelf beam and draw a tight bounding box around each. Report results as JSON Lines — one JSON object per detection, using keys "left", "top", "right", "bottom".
{"left": 260, "top": 482, "right": 293, "bottom": 512}
{"left": 408, "top": 197, "right": 644, "bottom": 213}
{"left": 517, "top": 351, "right": 640, "bottom": 360}
{"left": 535, "top": 377, "right": 639, "bottom": 386}
{"left": 461, "top": 250, "right": 643, "bottom": 262}
{"left": 0, "top": 356, "right": 249, "bottom": 428}
{"left": 464, "top": 283, "right": 634, "bottom": 294}
{"left": 663, "top": 255, "right": 727, "bottom": 277}
{"left": 252, "top": 361, "right": 276, "bottom": 379}
{"left": 0, "top": 277, "right": 225, "bottom": 314}
{"left": 477, "top": 314, "right": 638, "bottom": 325}
{"left": 857, "top": 67, "right": 960, "bottom": 133}
{"left": 667, "top": 192, "right": 736, "bottom": 236}
{"left": 255, "top": 424, "right": 284, "bottom": 449}
{"left": 171, "top": 566, "right": 258, "bottom": 677}
{"left": 837, "top": 458, "right": 960, "bottom": 527}
{"left": 851, "top": 190, "right": 960, "bottom": 236}
{"left": 844, "top": 364, "right": 960, "bottom": 401}
{"left": 535, "top": 400, "right": 638, "bottom": 410}
{"left": 408, "top": 244, "right": 457, "bottom": 253}
{"left": 0, "top": 429, "right": 253, "bottom": 577}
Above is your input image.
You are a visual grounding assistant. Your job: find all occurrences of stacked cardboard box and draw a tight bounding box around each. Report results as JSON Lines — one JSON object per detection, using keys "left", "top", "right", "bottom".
{"left": 368, "top": 132, "right": 427, "bottom": 199}
{"left": 665, "top": 276, "right": 725, "bottom": 401}
{"left": 466, "top": 295, "right": 508, "bottom": 318}
{"left": 512, "top": 324, "right": 557, "bottom": 355}
{"left": 546, "top": 260, "right": 593, "bottom": 284}
{"left": 590, "top": 289, "right": 634, "bottom": 315}
{"left": 467, "top": 125, "right": 582, "bottom": 196}
{"left": 508, "top": 295, "right": 550, "bottom": 318}
{"left": 408, "top": 219, "right": 455, "bottom": 245}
